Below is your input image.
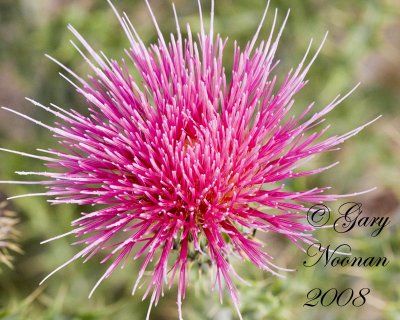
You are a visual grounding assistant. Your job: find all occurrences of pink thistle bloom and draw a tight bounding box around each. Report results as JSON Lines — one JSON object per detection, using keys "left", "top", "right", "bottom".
{"left": 0, "top": 1, "right": 378, "bottom": 319}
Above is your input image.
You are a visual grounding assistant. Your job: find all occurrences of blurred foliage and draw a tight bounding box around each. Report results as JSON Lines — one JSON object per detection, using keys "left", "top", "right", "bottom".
{"left": 0, "top": 200, "right": 21, "bottom": 269}
{"left": 0, "top": 0, "right": 399, "bottom": 319}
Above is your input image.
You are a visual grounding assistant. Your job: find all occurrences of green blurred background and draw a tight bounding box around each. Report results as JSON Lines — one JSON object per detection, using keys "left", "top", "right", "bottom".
{"left": 0, "top": 0, "right": 399, "bottom": 319}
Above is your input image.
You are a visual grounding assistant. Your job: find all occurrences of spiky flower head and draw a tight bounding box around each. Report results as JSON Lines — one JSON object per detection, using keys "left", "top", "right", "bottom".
{"left": 0, "top": 200, "right": 21, "bottom": 269}
{"left": 0, "top": 0, "right": 377, "bottom": 319}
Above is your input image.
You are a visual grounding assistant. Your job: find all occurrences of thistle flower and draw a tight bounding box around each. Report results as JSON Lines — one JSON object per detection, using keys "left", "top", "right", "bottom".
{"left": 0, "top": 200, "right": 21, "bottom": 268}
{"left": 0, "top": 0, "right": 378, "bottom": 319}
